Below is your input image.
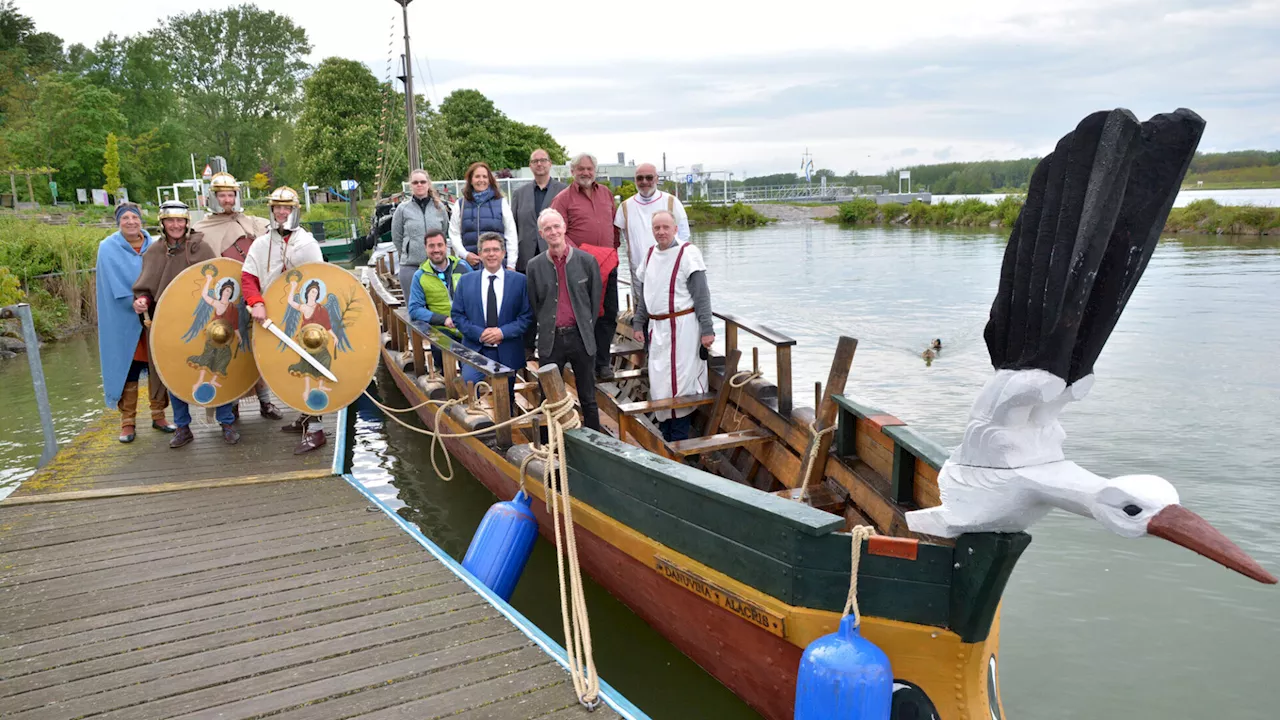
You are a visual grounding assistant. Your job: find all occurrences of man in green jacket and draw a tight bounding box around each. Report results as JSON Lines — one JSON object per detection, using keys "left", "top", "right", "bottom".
{"left": 407, "top": 229, "right": 472, "bottom": 370}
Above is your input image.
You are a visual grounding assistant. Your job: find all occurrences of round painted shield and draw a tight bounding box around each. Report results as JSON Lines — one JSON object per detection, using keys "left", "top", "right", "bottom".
{"left": 252, "top": 262, "right": 379, "bottom": 415}
{"left": 149, "top": 258, "right": 260, "bottom": 407}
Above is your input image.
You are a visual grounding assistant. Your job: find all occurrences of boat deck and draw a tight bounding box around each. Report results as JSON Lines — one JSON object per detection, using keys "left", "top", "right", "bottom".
{"left": 0, "top": 396, "right": 630, "bottom": 719}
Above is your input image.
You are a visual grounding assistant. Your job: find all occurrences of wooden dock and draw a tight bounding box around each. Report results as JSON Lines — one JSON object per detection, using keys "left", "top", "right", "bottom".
{"left": 0, "top": 399, "right": 638, "bottom": 719}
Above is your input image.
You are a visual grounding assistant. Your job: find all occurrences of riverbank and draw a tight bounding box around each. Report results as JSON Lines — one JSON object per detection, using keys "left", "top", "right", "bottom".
{"left": 827, "top": 197, "right": 1279, "bottom": 235}
{"left": 685, "top": 202, "right": 772, "bottom": 227}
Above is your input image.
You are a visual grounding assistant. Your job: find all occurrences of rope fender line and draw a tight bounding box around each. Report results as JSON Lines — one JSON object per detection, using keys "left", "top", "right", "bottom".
{"left": 797, "top": 421, "right": 838, "bottom": 501}
{"left": 843, "top": 525, "right": 877, "bottom": 627}
{"left": 361, "top": 386, "right": 599, "bottom": 708}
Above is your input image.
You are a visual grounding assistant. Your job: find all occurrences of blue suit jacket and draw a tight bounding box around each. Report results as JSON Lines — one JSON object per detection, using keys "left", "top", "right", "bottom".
{"left": 451, "top": 268, "right": 533, "bottom": 378}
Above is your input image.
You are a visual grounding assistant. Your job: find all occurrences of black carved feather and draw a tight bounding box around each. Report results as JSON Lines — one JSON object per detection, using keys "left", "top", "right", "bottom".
{"left": 984, "top": 108, "right": 1204, "bottom": 384}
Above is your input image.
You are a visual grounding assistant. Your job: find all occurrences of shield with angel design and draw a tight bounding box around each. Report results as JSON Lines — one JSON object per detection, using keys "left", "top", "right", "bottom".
{"left": 149, "top": 258, "right": 260, "bottom": 407}
{"left": 252, "top": 262, "right": 379, "bottom": 415}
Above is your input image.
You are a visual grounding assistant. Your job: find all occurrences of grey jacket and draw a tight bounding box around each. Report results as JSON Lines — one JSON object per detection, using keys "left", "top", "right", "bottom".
{"left": 510, "top": 179, "right": 567, "bottom": 273}
{"left": 391, "top": 196, "right": 449, "bottom": 267}
{"left": 526, "top": 248, "right": 602, "bottom": 359}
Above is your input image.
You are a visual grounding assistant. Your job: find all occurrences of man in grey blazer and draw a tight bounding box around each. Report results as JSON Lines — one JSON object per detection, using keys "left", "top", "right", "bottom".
{"left": 510, "top": 148, "right": 567, "bottom": 273}
{"left": 526, "top": 208, "right": 602, "bottom": 431}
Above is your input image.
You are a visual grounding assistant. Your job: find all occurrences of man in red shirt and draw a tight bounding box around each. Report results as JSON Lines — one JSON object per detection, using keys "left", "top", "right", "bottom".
{"left": 550, "top": 153, "right": 621, "bottom": 379}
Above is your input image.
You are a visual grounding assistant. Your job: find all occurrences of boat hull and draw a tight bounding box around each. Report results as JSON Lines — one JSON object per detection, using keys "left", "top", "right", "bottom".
{"left": 380, "top": 346, "right": 1009, "bottom": 720}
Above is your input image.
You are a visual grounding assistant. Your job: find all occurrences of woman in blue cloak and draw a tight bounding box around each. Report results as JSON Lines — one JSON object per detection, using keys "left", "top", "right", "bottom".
{"left": 95, "top": 203, "right": 176, "bottom": 442}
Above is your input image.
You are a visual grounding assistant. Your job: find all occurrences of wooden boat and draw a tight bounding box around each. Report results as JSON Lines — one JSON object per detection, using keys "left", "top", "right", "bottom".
{"left": 362, "top": 252, "right": 1018, "bottom": 720}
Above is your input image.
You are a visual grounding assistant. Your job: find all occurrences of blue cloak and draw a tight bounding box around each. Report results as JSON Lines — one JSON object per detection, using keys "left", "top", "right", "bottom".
{"left": 96, "top": 229, "right": 152, "bottom": 408}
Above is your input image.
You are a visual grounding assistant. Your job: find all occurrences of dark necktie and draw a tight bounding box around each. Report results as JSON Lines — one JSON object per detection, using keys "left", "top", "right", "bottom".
{"left": 486, "top": 274, "right": 499, "bottom": 328}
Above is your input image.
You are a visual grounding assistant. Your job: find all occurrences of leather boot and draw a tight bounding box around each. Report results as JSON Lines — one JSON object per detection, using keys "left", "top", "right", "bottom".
{"left": 282, "top": 415, "right": 312, "bottom": 434}
{"left": 169, "top": 425, "right": 194, "bottom": 448}
{"left": 221, "top": 423, "right": 241, "bottom": 445}
{"left": 259, "top": 399, "right": 284, "bottom": 420}
{"left": 149, "top": 385, "right": 176, "bottom": 433}
{"left": 118, "top": 382, "right": 139, "bottom": 443}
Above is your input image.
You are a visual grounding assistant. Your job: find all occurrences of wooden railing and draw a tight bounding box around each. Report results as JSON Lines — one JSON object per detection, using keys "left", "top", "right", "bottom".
{"left": 830, "top": 394, "right": 948, "bottom": 510}
{"left": 716, "top": 310, "right": 797, "bottom": 417}
{"left": 371, "top": 269, "right": 518, "bottom": 447}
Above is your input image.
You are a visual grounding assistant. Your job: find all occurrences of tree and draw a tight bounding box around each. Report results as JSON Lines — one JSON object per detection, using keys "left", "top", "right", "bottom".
{"left": 103, "top": 132, "right": 121, "bottom": 197}
{"left": 437, "top": 89, "right": 567, "bottom": 177}
{"left": 161, "top": 4, "right": 311, "bottom": 178}
{"left": 250, "top": 172, "right": 270, "bottom": 192}
{"left": 814, "top": 168, "right": 837, "bottom": 180}
{"left": 294, "top": 57, "right": 383, "bottom": 188}
{"left": 4, "top": 74, "right": 125, "bottom": 193}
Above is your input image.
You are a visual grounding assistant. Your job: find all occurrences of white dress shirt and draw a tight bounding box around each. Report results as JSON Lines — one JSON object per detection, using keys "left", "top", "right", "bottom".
{"left": 480, "top": 267, "right": 505, "bottom": 345}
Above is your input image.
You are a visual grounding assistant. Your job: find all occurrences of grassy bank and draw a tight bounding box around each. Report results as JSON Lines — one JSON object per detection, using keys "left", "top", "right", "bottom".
{"left": 832, "top": 197, "right": 1279, "bottom": 235}
{"left": 685, "top": 202, "right": 772, "bottom": 227}
{"left": 1182, "top": 164, "right": 1280, "bottom": 190}
{"left": 0, "top": 216, "right": 102, "bottom": 339}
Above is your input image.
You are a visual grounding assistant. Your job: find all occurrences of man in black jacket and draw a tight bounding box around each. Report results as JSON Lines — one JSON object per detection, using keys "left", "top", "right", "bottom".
{"left": 526, "top": 208, "right": 603, "bottom": 431}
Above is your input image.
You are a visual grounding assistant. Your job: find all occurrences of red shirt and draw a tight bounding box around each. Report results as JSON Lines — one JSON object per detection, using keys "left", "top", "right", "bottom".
{"left": 552, "top": 248, "right": 577, "bottom": 328}
{"left": 550, "top": 182, "right": 620, "bottom": 249}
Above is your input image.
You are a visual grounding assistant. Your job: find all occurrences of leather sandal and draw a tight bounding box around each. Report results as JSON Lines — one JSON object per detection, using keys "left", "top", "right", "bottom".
{"left": 259, "top": 400, "right": 284, "bottom": 420}
{"left": 282, "top": 415, "right": 312, "bottom": 434}
{"left": 294, "top": 429, "right": 327, "bottom": 454}
{"left": 222, "top": 423, "right": 241, "bottom": 445}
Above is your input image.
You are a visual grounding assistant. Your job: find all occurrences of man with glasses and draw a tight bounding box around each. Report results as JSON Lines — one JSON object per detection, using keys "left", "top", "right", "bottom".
{"left": 511, "top": 149, "right": 567, "bottom": 274}
{"left": 615, "top": 163, "right": 690, "bottom": 306}
{"left": 550, "top": 153, "right": 621, "bottom": 379}
{"left": 407, "top": 228, "right": 472, "bottom": 371}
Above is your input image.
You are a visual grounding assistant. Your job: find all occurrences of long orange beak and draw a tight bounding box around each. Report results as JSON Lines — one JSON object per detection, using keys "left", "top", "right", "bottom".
{"left": 1147, "top": 505, "right": 1277, "bottom": 584}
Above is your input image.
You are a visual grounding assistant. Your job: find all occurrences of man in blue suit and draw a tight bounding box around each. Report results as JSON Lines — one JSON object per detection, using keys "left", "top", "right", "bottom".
{"left": 451, "top": 232, "right": 533, "bottom": 412}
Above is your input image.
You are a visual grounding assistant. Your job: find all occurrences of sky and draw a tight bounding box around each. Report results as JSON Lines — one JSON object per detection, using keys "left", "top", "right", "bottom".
{"left": 18, "top": 0, "right": 1280, "bottom": 179}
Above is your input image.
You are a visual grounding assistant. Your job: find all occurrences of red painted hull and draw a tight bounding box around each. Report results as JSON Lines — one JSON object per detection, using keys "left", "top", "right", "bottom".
{"left": 384, "top": 356, "right": 800, "bottom": 720}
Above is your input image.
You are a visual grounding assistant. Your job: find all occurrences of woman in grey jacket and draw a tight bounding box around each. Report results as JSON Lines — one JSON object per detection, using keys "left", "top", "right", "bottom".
{"left": 392, "top": 169, "right": 450, "bottom": 291}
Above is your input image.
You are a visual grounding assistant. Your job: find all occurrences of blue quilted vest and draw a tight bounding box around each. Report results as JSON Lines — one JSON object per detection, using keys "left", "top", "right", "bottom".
{"left": 459, "top": 195, "right": 505, "bottom": 255}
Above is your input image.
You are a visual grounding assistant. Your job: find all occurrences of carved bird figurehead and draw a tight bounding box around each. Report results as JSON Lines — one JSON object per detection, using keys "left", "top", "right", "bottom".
{"left": 905, "top": 108, "right": 1276, "bottom": 585}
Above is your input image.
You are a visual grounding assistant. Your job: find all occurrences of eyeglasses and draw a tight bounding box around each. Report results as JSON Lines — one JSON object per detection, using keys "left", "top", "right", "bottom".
{"left": 531, "top": 158, "right": 551, "bottom": 164}
{"left": 410, "top": 180, "right": 428, "bottom": 184}
{"left": 635, "top": 175, "right": 656, "bottom": 181}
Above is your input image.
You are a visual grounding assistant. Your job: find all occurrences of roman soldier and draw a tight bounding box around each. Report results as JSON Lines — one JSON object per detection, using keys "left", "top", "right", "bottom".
{"left": 193, "top": 172, "right": 282, "bottom": 421}
{"left": 242, "top": 186, "right": 328, "bottom": 454}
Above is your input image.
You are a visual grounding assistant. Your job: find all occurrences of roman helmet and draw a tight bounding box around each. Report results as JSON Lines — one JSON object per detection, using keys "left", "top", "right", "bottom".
{"left": 267, "top": 185, "right": 302, "bottom": 232}
{"left": 158, "top": 200, "right": 191, "bottom": 236}
{"left": 207, "top": 172, "right": 243, "bottom": 214}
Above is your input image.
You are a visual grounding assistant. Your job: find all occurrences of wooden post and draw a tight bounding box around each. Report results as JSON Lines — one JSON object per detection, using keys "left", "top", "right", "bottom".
{"left": 490, "top": 373, "right": 513, "bottom": 448}
{"left": 441, "top": 349, "right": 459, "bottom": 399}
{"left": 798, "top": 336, "right": 857, "bottom": 492}
{"left": 9, "top": 173, "right": 16, "bottom": 206}
{"left": 724, "top": 320, "right": 738, "bottom": 361}
{"left": 411, "top": 328, "right": 425, "bottom": 376}
{"left": 535, "top": 363, "right": 573, "bottom": 424}
{"left": 776, "top": 345, "right": 793, "bottom": 417}
{"left": 701, "top": 348, "right": 741, "bottom": 437}
{"left": 26, "top": 173, "right": 35, "bottom": 206}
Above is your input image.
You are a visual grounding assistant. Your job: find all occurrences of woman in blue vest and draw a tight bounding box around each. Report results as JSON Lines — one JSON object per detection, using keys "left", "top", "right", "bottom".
{"left": 448, "top": 161, "right": 517, "bottom": 270}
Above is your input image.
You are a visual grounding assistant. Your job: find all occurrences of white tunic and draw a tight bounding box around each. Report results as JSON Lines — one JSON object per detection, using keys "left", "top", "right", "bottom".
{"left": 243, "top": 227, "right": 324, "bottom": 291}
{"left": 637, "top": 242, "right": 707, "bottom": 421}
{"left": 615, "top": 191, "right": 691, "bottom": 273}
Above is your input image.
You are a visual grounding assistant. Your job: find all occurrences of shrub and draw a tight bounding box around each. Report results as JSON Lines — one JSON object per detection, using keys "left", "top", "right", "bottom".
{"left": 836, "top": 198, "right": 878, "bottom": 223}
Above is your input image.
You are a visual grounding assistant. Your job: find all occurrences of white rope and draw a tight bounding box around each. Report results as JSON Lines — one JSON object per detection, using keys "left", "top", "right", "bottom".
{"left": 842, "top": 525, "right": 877, "bottom": 627}
{"left": 364, "top": 388, "right": 601, "bottom": 708}
{"left": 725, "top": 369, "right": 762, "bottom": 429}
{"left": 797, "top": 421, "right": 838, "bottom": 501}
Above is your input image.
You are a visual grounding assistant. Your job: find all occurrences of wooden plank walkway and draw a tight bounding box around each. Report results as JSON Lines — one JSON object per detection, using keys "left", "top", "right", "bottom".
{"left": 0, "top": 402, "right": 631, "bottom": 719}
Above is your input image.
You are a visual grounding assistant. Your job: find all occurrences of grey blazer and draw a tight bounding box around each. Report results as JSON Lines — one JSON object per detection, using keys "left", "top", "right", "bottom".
{"left": 526, "top": 248, "right": 601, "bottom": 359}
{"left": 510, "top": 179, "right": 567, "bottom": 273}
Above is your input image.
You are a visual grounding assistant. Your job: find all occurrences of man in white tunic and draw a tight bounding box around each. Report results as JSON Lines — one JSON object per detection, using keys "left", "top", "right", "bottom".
{"left": 241, "top": 186, "right": 327, "bottom": 453}
{"left": 615, "top": 163, "right": 690, "bottom": 306}
{"left": 630, "top": 210, "right": 714, "bottom": 442}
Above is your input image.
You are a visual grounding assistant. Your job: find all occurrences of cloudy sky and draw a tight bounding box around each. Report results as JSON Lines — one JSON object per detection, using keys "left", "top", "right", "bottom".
{"left": 20, "top": 0, "right": 1280, "bottom": 178}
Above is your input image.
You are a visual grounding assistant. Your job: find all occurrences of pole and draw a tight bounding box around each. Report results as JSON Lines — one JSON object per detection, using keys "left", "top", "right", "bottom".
{"left": 399, "top": 0, "right": 421, "bottom": 173}
{"left": 2, "top": 304, "right": 57, "bottom": 467}
{"left": 190, "top": 153, "right": 197, "bottom": 180}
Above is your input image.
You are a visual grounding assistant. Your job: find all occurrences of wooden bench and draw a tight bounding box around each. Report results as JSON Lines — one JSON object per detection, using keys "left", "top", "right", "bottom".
{"left": 668, "top": 428, "right": 772, "bottom": 458}
{"left": 609, "top": 339, "right": 646, "bottom": 358}
{"left": 617, "top": 393, "right": 717, "bottom": 416}
{"left": 607, "top": 368, "right": 646, "bottom": 382}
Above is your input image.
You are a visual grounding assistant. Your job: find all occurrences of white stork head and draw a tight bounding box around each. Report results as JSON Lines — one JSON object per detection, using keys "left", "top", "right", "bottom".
{"left": 1092, "top": 474, "right": 1276, "bottom": 584}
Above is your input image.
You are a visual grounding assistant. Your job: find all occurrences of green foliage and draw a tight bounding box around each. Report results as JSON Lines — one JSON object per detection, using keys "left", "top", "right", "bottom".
{"left": 250, "top": 172, "right": 270, "bottom": 192}
{"left": 1188, "top": 150, "right": 1280, "bottom": 174}
{"left": 1182, "top": 164, "right": 1280, "bottom": 190}
{"left": 616, "top": 181, "right": 637, "bottom": 202}
{"left": 836, "top": 198, "right": 879, "bottom": 223}
{"left": 1164, "top": 199, "right": 1280, "bottom": 235}
{"left": 161, "top": 5, "right": 311, "bottom": 179}
{"left": 0, "top": 217, "right": 101, "bottom": 279}
{"left": 295, "top": 57, "right": 384, "bottom": 188}
{"left": 437, "top": 89, "right": 567, "bottom": 177}
{"left": 686, "top": 202, "right": 771, "bottom": 227}
{"left": 3, "top": 74, "right": 126, "bottom": 193}
{"left": 742, "top": 172, "right": 800, "bottom": 186}
{"left": 102, "top": 132, "right": 121, "bottom": 197}
{"left": 0, "top": 266, "right": 23, "bottom": 307}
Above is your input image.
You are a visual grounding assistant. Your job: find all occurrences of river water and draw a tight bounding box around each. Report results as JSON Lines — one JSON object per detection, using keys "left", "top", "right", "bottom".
{"left": 934, "top": 187, "right": 1280, "bottom": 207}
{"left": 3, "top": 223, "right": 1277, "bottom": 719}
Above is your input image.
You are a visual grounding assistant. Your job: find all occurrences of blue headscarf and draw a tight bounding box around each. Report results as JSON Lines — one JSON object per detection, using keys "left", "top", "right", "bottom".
{"left": 114, "top": 203, "right": 142, "bottom": 223}
{"left": 95, "top": 228, "right": 152, "bottom": 407}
